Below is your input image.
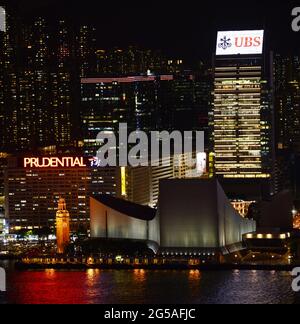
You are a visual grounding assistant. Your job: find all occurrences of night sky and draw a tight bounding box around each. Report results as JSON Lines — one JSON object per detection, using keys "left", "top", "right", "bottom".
{"left": 2, "top": 0, "right": 300, "bottom": 61}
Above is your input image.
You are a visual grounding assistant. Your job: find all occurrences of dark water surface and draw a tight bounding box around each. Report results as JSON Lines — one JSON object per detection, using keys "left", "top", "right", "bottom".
{"left": 0, "top": 261, "right": 299, "bottom": 304}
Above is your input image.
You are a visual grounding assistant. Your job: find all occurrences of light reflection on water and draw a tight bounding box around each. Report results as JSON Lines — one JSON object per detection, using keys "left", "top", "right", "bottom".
{"left": 0, "top": 267, "right": 299, "bottom": 304}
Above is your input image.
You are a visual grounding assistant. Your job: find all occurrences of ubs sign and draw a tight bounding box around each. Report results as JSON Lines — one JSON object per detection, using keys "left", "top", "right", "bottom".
{"left": 216, "top": 30, "right": 264, "bottom": 56}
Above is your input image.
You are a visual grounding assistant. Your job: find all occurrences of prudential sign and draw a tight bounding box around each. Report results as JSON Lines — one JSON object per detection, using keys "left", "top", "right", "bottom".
{"left": 216, "top": 30, "right": 264, "bottom": 56}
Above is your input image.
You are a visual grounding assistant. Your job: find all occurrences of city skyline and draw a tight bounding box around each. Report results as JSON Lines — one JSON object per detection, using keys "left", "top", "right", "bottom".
{"left": 1, "top": 1, "right": 300, "bottom": 306}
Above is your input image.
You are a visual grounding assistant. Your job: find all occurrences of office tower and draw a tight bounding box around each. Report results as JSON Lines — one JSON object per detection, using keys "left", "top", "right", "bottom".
{"left": 274, "top": 54, "right": 300, "bottom": 153}
{"left": 159, "top": 72, "right": 211, "bottom": 136}
{"left": 273, "top": 54, "right": 300, "bottom": 197}
{"left": 51, "top": 20, "right": 75, "bottom": 146}
{"left": 81, "top": 73, "right": 208, "bottom": 156}
{"left": 0, "top": 5, "right": 18, "bottom": 151}
{"left": 195, "top": 64, "right": 213, "bottom": 149}
{"left": 5, "top": 156, "right": 90, "bottom": 232}
{"left": 213, "top": 30, "right": 275, "bottom": 181}
{"left": 0, "top": 7, "right": 97, "bottom": 152}
{"left": 80, "top": 74, "right": 207, "bottom": 208}
{"left": 81, "top": 75, "right": 164, "bottom": 156}
{"left": 81, "top": 75, "right": 165, "bottom": 207}
{"left": 77, "top": 25, "right": 97, "bottom": 77}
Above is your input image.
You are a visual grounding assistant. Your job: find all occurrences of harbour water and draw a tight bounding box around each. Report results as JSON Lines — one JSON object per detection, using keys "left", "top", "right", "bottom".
{"left": 0, "top": 261, "right": 299, "bottom": 304}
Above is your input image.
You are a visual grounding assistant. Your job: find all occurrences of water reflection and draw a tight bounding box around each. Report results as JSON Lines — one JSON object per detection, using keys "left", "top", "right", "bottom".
{"left": 133, "top": 269, "right": 146, "bottom": 283}
{"left": 86, "top": 269, "right": 100, "bottom": 286}
{"left": 189, "top": 270, "right": 201, "bottom": 281}
{"left": 45, "top": 269, "right": 56, "bottom": 280}
{"left": 0, "top": 268, "right": 299, "bottom": 304}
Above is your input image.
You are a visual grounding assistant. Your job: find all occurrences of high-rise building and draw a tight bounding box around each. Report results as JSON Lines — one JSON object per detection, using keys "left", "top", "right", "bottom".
{"left": 4, "top": 153, "right": 199, "bottom": 232}
{"left": 213, "top": 30, "right": 275, "bottom": 182}
{"left": 5, "top": 156, "right": 90, "bottom": 233}
{"left": 0, "top": 7, "right": 97, "bottom": 152}
{"left": 273, "top": 54, "right": 300, "bottom": 197}
{"left": 0, "top": 4, "right": 18, "bottom": 151}
{"left": 81, "top": 73, "right": 210, "bottom": 156}
{"left": 80, "top": 74, "right": 209, "bottom": 207}
{"left": 77, "top": 25, "right": 97, "bottom": 78}
{"left": 274, "top": 54, "right": 300, "bottom": 153}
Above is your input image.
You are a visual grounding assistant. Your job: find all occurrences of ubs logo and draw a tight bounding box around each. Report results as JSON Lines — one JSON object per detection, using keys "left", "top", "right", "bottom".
{"left": 216, "top": 30, "right": 264, "bottom": 56}
{"left": 218, "top": 36, "right": 232, "bottom": 50}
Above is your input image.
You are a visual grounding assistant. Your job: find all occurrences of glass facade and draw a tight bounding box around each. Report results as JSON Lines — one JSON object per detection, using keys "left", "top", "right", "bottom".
{"left": 213, "top": 55, "right": 274, "bottom": 179}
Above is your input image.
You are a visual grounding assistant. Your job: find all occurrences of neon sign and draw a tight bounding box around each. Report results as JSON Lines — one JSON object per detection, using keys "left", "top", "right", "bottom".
{"left": 24, "top": 157, "right": 87, "bottom": 168}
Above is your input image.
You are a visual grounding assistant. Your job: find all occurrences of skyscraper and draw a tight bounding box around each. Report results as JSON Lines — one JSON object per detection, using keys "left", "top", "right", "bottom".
{"left": 77, "top": 25, "right": 97, "bottom": 78}
{"left": 213, "top": 30, "right": 275, "bottom": 182}
{"left": 274, "top": 54, "right": 300, "bottom": 153}
{"left": 0, "top": 7, "right": 97, "bottom": 152}
{"left": 80, "top": 73, "right": 208, "bottom": 207}
{"left": 273, "top": 54, "right": 300, "bottom": 197}
{"left": 81, "top": 73, "right": 209, "bottom": 157}
{"left": 0, "top": 4, "right": 18, "bottom": 151}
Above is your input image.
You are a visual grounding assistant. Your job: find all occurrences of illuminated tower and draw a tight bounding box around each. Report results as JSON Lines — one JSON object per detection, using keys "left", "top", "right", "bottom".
{"left": 56, "top": 198, "right": 70, "bottom": 254}
{"left": 213, "top": 30, "right": 275, "bottom": 181}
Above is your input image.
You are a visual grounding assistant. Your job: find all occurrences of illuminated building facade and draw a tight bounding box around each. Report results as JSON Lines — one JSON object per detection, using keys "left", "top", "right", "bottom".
{"left": 231, "top": 200, "right": 255, "bottom": 217}
{"left": 0, "top": 5, "right": 18, "bottom": 151}
{"left": 90, "top": 195, "right": 158, "bottom": 244}
{"left": 77, "top": 25, "right": 97, "bottom": 78}
{"left": 80, "top": 75, "right": 208, "bottom": 208}
{"left": 273, "top": 54, "right": 300, "bottom": 197}
{"left": 81, "top": 75, "right": 172, "bottom": 156}
{"left": 0, "top": 7, "right": 98, "bottom": 152}
{"left": 0, "top": 15, "right": 74, "bottom": 151}
{"left": 5, "top": 156, "right": 90, "bottom": 232}
{"left": 121, "top": 153, "right": 201, "bottom": 208}
{"left": 90, "top": 179, "right": 256, "bottom": 256}
{"left": 81, "top": 74, "right": 210, "bottom": 155}
{"left": 294, "top": 212, "right": 300, "bottom": 230}
{"left": 4, "top": 153, "right": 202, "bottom": 233}
{"left": 56, "top": 198, "right": 70, "bottom": 254}
{"left": 274, "top": 54, "right": 300, "bottom": 153}
{"left": 213, "top": 30, "right": 275, "bottom": 181}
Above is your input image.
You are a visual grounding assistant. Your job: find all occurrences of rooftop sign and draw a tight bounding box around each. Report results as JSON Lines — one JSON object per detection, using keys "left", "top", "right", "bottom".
{"left": 216, "top": 30, "right": 264, "bottom": 56}
{"left": 24, "top": 157, "right": 87, "bottom": 168}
